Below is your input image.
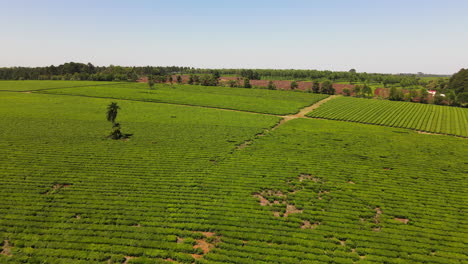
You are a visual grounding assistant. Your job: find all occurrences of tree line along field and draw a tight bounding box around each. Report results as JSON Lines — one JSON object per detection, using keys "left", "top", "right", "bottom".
{"left": 307, "top": 96, "right": 468, "bottom": 137}
{"left": 0, "top": 81, "right": 467, "bottom": 263}
{"left": 37, "top": 83, "right": 329, "bottom": 115}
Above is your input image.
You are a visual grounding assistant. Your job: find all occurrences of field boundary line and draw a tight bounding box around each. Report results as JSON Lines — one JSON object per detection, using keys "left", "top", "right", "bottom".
{"left": 0, "top": 82, "right": 132, "bottom": 93}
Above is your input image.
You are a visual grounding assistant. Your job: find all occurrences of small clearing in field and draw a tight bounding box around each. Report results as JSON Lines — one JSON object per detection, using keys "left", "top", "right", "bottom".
{"left": 192, "top": 232, "right": 220, "bottom": 260}
{"left": 395, "top": 218, "right": 409, "bottom": 224}
{"left": 122, "top": 256, "right": 136, "bottom": 264}
{"left": 301, "top": 220, "right": 320, "bottom": 229}
{"left": 374, "top": 207, "right": 383, "bottom": 224}
{"left": 1, "top": 240, "right": 12, "bottom": 256}
{"left": 253, "top": 193, "right": 270, "bottom": 206}
{"left": 284, "top": 204, "right": 303, "bottom": 217}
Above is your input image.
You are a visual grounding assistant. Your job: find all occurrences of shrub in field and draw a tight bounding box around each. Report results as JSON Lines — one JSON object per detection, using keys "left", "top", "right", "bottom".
{"left": 267, "top": 81, "right": 276, "bottom": 90}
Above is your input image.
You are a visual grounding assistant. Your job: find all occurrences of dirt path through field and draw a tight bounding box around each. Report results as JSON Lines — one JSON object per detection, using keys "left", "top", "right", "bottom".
{"left": 271, "top": 95, "right": 338, "bottom": 131}
{"left": 235, "top": 95, "right": 338, "bottom": 151}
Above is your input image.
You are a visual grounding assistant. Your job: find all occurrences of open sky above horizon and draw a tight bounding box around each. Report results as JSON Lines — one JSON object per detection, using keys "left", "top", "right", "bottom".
{"left": 1, "top": 0, "right": 467, "bottom": 74}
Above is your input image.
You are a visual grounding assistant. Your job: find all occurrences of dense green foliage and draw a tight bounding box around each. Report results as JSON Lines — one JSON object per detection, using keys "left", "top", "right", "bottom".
{"left": 308, "top": 96, "right": 468, "bottom": 137}
{"left": 0, "top": 90, "right": 466, "bottom": 264}
{"left": 0, "top": 62, "right": 451, "bottom": 90}
{"left": 39, "top": 83, "right": 329, "bottom": 115}
{"left": 448, "top": 68, "right": 468, "bottom": 104}
{"left": 0, "top": 80, "right": 119, "bottom": 91}
{"left": 0, "top": 62, "right": 190, "bottom": 82}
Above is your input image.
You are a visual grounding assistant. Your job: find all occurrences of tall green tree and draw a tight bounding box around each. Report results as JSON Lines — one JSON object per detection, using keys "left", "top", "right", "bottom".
{"left": 244, "top": 78, "right": 251, "bottom": 88}
{"left": 312, "top": 81, "right": 320, "bottom": 93}
{"left": 107, "top": 102, "right": 120, "bottom": 123}
{"left": 419, "top": 88, "right": 429, "bottom": 104}
{"left": 362, "top": 84, "right": 372, "bottom": 97}
{"left": 321, "top": 80, "right": 333, "bottom": 94}
{"left": 290, "top": 81, "right": 298, "bottom": 90}
{"left": 106, "top": 102, "right": 125, "bottom": 140}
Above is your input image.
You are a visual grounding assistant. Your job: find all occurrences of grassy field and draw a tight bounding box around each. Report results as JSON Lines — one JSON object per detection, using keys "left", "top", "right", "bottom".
{"left": 0, "top": 81, "right": 467, "bottom": 263}
{"left": 0, "top": 80, "right": 121, "bottom": 92}
{"left": 38, "top": 83, "right": 329, "bottom": 115}
{"left": 308, "top": 96, "right": 468, "bottom": 137}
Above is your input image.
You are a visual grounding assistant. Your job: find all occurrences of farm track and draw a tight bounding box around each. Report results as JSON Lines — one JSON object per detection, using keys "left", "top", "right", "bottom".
{"left": 234, "top": 95, "right": 338, "bottom": 150}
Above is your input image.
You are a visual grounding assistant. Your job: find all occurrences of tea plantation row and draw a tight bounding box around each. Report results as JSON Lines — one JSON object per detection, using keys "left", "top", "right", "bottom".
{"left": 307, "top": 96, "right": 468, "bottom": 137}
{"left": 0, "top": 88, "right": 466, "bottom": 263}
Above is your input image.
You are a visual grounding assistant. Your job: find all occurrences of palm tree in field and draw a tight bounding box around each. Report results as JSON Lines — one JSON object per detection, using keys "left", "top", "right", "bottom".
{"left": 106, "top": 102, "right": 125, "bottom": 139}
{"left": 107, "top": 102, "right": 120, "bottom": 123}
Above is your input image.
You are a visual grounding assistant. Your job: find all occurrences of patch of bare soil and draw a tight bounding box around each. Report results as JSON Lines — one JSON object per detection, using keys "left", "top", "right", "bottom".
{"left": 1, "top": 240, "right": 12, "bottom": 256}
{"left": 347, "top": 180, "right": 355, "bottom": 184}
{"left": 301, "top": 220, "right": 320, "bottom": 229}
{"left": 417, "top": 131, "right": 442, "bottom": 136}
{"left": 176, "top": 237, "right": 184, "bottom": 244}
{"left": 253, "top": 193, "right": 270, "bottom": 206}
{"left": 299, "top": 173, "right": 313, "bottom": 182}
{"left": 191, "top": 232, "right": 220, "bottom": 260}
{"left": 374, "top": 207, "right": 382, "bottom": 224}
{"left": 394, "top": 218, "right": 409, "bottom": 224}
{"left": 21, "top": 91, "right": 32, "bottom": 94}
{"left": 340, "top": 240, "right": 346, "bottom": 246}
{"left": 122, "top": 256, "right": 136, "bottom": 264}
{"left": 201, "top": 232, "right": 216, "bottom": 237}
{"left": 284, "top": 204, "right": 303, "bottom": 217}
{"left": 236, "top": 140, "right": 252, "bottom": 150}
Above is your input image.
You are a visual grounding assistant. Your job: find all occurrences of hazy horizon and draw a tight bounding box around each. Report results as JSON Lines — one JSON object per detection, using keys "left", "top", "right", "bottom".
{"left": 1, "top": 0, "right": 467, "bottom": 75}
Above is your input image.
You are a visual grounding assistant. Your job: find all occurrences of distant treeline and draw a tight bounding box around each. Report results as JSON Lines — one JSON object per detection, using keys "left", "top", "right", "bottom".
{"left": 0, "top": 62, "right": 191, "bottom": 82}
{"left": 0, "top": 62, "right": 440, "bottom": 87}
{"left": 0, "top": 62, "right": 466, "bottom": 104}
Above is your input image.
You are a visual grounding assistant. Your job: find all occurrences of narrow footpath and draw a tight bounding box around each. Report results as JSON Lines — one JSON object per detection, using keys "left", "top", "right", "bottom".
{"left": 236, "top": 95, "right": 338, "bottom": 150}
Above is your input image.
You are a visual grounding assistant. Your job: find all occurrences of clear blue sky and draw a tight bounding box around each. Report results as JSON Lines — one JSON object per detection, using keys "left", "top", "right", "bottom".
{"left": 1, "top": 0, "right": 467, "bottom": 74}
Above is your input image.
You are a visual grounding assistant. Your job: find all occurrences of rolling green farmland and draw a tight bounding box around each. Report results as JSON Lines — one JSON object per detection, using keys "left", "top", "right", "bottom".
{"left": 38, "top": 83, "right": 329, "bottom": 115}
{"left": 0, "top": 80, "right": 121, "bottom": 92}
{"left": 308, "top": 96, "right": 468, "bottom": 137}
{"left": 0, "top": 81, "right": 467, "bottom": 264}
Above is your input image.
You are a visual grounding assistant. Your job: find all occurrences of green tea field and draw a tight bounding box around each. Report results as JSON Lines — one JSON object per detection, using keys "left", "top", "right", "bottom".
{"left": 307, "top": 96, "right": 468, "bottom": 137}
{"left": 38, "top": 83, "right": 328, "bottom": 115}
{"left": 0, "top": 81, "right": 467, "bottom": 264}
